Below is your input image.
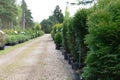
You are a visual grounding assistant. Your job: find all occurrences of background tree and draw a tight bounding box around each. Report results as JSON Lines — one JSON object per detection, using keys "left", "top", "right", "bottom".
{"left": 0, "top": 0, "right": 17, "bottom": 29}
{"left": 21, "top": 0, "right": 34, "bottom": 30}
{"left": 21, "top": 0, "right": 26, "bottom": 30}
{"left": 40, "top": 19, "right": 52, "bottom": 33}
{"left": 25, "top": 9, "right": 34, "bottom": 29}
{"left": 40, "top": 5, "right": 64, "bottom": 33}
{"left": 53, "top": 5, "right": 64, "bottom": 23}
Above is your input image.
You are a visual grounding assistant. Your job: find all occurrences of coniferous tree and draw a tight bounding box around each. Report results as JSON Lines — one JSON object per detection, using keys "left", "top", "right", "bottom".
{"left": 41, "top": 5, "right": 64, "bottom": 33}
{"left": 0, "top": 0, "right": 17, "bottom": 29}
{"left": 21, "top": 0, "right": 34, "bottom": 30}
{"left": 53, "top": 5, "right": 64, "bottom": 23}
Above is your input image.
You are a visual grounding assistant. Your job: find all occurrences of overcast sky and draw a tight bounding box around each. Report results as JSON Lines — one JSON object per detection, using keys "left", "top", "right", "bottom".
{"left": 17, "top": 0, "right": 84, "bottom": 22}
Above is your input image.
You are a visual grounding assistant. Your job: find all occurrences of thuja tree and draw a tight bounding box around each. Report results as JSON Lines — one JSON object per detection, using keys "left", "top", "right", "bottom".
{"left": 62, "top": 7, "right": 70, "bottom": 53}
{"left": 51, "top": 23, "right": 62, "bottom": 45}
{"left": 83, "top": 0, "right": 120, "bottom": 80}
{"left": 67, "top": 18, "right": 78, "bottom": 59}
{"left": 72, "top": 9, "right": 88, "bottom": 67}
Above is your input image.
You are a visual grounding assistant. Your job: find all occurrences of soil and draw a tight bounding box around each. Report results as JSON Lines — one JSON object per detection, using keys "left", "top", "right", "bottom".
{"left": 0, "top": 34, "right": 73, "bottom": 80}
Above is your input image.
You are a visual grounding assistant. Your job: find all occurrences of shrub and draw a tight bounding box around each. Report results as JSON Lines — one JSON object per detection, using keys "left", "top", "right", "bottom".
{"left": 55, "top": 32, "right": 62, "bottom": 45}
{"left": 72, "top": 9, "right": 89, "bottom": 67}
{"left": 6, "top": 35, "right": 19, "bottom": 45}
{"left": 25, "top": 28, "right": 44, "bottom": 39}
{"left": 51, "top": 23, "right": 63, "bottom": 49}
{"left": 62, "top": 17, "right": 70, "bottom": 53}
{"left": 51, "top": 23, "right": 62, "bottom": 42}
{"left": 66, "top": 18, "right": 78, "bottom": 59}
{"left": 83, "top": 0, "right": 120, "bottom": 80}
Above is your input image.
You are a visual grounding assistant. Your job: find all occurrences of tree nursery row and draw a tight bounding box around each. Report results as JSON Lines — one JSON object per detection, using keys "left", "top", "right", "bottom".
{"left": 0, "top": 26, "right": 44, "bottom": 50}
{"left": 51, "top": 0, "right": 120, "bottom": 80}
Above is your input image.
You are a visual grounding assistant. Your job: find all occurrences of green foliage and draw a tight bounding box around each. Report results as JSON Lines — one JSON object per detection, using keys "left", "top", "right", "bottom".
{"left": 25, "top": 28, "right": 44, "bottom": 39}
{"left": 40, "top": 19, "right": 53, "bottom": 33}
{"left": 72, "top": 9, "right": 88, "bottom": 65}
{"left": 6, "top": 35, "right": 19, "bottom": 45}
{"left": 4, "top": 30, "right": 28, "bottom": 45}
{"left": 53, "top": 5, "right": 64, "bottom": 23}
{"left": 0, "top": 0, "right": 34, "bottom": 30}
{"left": 62, "top": 7, "right": 71, "bottom": 53}
{"left": 25, "top": 9, "right": 34, "bottom": 29}
{"left": 34, "top": 22, "right": 41, "bottom": 30}
{"left": 20, "top": 0, "right": 34, "bottom": 30}
{"left": 41, "top": 5, "right": 64, "bottom": 33}
{"left": 0, "top": 0, "right": 17, "bottom": 29}
{"left": 4, "top": 29, "right": 44, "bottom": 45}
{"left": 51, "top": 23, "right": 62, "bottom": 45}
{"left": 61, "top": 8, "right": 88, "bottom": 66}
{"left": 55, "top": 32, "right": 62, "bottom": 45}
{"left": 83, "top": 0, "right": 120, "bottom": 80}
{"left": 65, "top": 17, "right": 78, "bottom": 59}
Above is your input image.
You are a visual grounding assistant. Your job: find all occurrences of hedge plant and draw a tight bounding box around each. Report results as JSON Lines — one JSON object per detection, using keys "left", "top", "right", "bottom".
{"left": 72, "top": 9, "right": 89, "bottom": 67}
{"left": 55, "top": 32, "right": 62, "bottom": 45}
{"left": 83, "top": 0, "right": 120, "bottom": 80}
{"left": 67, "top": 18, "right": 78, "bottom": 60}
{"left": 62, "top": 8, "right": 71, "bottom": 53}
{"left": 51, "top": 23, "right": 63, "bottom": 46}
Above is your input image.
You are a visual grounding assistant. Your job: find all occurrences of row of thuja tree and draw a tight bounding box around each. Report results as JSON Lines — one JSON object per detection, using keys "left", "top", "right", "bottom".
{"left": 51, "top": 0, "right": 120, "bottom": 80}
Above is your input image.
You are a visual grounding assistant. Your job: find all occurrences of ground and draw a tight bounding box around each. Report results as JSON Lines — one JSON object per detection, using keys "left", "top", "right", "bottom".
{"left": 0, "top": 34, "right": 73, "bottom": 80}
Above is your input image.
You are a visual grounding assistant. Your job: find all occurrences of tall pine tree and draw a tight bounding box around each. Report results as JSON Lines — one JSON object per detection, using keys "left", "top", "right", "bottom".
{"left": 53, "top": 5, "right": 64, "bottom": 23}
{"left": 21, "top": 0, "right": 34, "bottom": 30}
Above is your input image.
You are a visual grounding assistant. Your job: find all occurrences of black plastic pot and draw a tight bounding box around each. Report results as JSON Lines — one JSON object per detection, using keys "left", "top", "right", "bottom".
{"left": 68, "top": 56, "right": 74, "bottom": 65}
{"left": 0, "top": 46, "right": 4, "bottom": 50}
{"left": 64, "top": 53, "right": 68, "bottom": 60}
{"left": 71, "top": 61, "right": 79, "bottom": 70}
{"left": 6, "top": 42, "right": 16, "bottom": 46}
{"left": 67, "top": 54, "right": 73, "bottom": 64}
{"left": 60, "top": 47, "right": 64, "bottom": 51}
{"left": 62, "top": 50, "right": 65, "bottom": 55}
{"left": 74, "top": 70, "right": 80, "bottom": 80}
{"left": 60, "top": 47, "right": 65, "bottom": 55}
{"left": 56, "top": 44, "right": 61, "bottom": 50}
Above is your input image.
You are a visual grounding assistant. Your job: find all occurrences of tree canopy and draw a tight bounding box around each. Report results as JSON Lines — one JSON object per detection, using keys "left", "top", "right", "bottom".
{"left": 40, "top": 5, "right": 64, "bottom": 33}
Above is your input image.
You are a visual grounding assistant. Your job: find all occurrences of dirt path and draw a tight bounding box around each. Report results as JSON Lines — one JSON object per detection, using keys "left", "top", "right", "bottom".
{"left": 0, "top": 34, "right": 73, "bottom": 80}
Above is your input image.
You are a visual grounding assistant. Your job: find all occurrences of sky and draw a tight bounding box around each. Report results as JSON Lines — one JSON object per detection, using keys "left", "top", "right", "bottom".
{"left": 17, "top": 0, "right": 84, "bottom": 22}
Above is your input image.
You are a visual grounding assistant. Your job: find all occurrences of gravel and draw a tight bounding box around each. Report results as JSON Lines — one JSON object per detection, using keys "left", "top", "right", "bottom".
{"left": 0, "top": 34, "right": 74, "bottom": 80}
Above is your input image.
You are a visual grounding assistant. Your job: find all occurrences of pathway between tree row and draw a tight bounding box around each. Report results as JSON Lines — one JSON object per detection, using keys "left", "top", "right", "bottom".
{"left": 0, "top": 34, "right": 73, "bottom": 80}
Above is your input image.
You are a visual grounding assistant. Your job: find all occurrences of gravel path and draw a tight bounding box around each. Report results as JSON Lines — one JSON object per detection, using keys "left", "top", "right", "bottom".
{"left": 0, "top": 34, "right": 73, "bottom": 80}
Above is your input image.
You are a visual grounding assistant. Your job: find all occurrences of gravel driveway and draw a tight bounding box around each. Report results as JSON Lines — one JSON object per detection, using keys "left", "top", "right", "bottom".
{"left": 0, "top": 34, "right": 73, "bottom": 80}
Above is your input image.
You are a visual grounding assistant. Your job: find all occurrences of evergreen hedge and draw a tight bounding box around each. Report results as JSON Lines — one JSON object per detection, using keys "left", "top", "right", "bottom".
{"left": 62, "top": 19, "right": 70, "bottom": 53}
{"left": 83, "top": 0, "right": 120, "bottom": 79}
{"left": 72, "top": 9, "right": 88, "bottom": 67}
{"left": 67, "top": 18, "right": 78, "bottom": 59}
